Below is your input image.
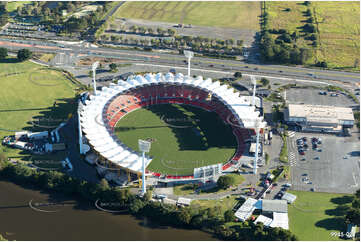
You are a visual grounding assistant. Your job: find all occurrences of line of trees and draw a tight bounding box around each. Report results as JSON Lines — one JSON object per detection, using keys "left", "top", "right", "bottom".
{"left": 344, "top": 190, "right": 360, "bottom": 226}
{"left": 108, "top": 25, "right": 177, "bottom": 37}
{"left": 100, "top": 34, "right": 244, "bottom": 58}
{"left": 0, "top": 160, "right": 297, "bottom": 241}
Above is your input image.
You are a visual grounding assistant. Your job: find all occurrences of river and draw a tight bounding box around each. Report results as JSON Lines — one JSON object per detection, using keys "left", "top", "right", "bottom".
{"left": 0, "top": 181, "right": 216, "bottom": 241}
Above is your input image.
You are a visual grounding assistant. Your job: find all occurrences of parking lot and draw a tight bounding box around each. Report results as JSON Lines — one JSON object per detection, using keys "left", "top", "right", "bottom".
{"left": 287, "top": 131, "right": 360, "bottom": 194}
{"left": 286, "top": 88, "right": 356, "bottom": 107}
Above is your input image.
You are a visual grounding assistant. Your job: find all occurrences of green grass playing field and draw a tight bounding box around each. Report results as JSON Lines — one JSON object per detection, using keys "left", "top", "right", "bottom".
{"left": 114, "top": 1, "right": 261, "bottom": 30}
{"left": 267, "top": 1, "right": 360, "bottom": 71}
{"left": 288, "top": 190, "right": 355, "bottom": 241}
{"left": 0, "top": 57, "right": 78, "bottom": 165}
{"left": 114, "top": 104, "right": 237, "bottom": 175}
{"left": 6, "top": 1, "right": 31, "bottom": 12}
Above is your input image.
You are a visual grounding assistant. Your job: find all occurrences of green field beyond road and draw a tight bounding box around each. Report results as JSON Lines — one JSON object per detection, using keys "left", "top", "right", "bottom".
{"left": 267, "top": 1, "right": 360, "bottom": 71}
{"left": 0, "top": 58, "right": 78, "bottom": 162}
{"left": 115, "top": 104, "right": 237, "bottom": 175}
{"left": 288, "top": 190, "right": 354, "bottom": 241}
{"left": 115, "top": 1, "right": 261, "bottom": 30}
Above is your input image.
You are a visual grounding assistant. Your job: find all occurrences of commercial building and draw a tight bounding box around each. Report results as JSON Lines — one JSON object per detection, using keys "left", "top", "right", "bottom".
{"left": 284, "top": 104, "right": 354, "bottom": 133}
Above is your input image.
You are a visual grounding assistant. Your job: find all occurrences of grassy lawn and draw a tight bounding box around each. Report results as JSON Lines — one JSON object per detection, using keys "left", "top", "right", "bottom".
{"left": 114, "top": 1, "right": 261, "bottom": 30}
{"left": 0, "top": 58, "right": 78, "bottom": 162}
{"left": 115, "top": 104, "right": 237, "bottom": 175}
{"left": 266, "top": 1, "right": 360, "bottom": 71}
{"left": 174, "top": 173, "right": 245, "bottom": 196}
{"left": 190, "top": 195, "right": 240, "bottom": 214}
{"left": 288, "top": 190, "right": 354, "bottom": 241}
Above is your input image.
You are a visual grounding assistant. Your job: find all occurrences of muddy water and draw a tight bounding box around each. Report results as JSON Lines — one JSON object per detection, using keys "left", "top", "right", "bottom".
{"left": 0, "top": 181, "right": 216, "bottom": 241}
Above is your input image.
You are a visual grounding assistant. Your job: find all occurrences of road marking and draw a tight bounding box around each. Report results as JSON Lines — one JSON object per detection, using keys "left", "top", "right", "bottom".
{"left": 288, "top": 131, "right": 296, "bottom": 137}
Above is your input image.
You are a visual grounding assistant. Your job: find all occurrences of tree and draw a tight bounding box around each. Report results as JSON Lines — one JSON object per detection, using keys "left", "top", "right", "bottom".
{"left": 109, "top": 63, "right": 117, "bottom": 72}
{"left": 217, "top": 175, "right": 235, "bottom": 190}
{"left": 260, "top": 78, "right": 270, "bottom": 87}
{"left": 224, "top": 209, "right": 236, "bottom": 222}
{"left": 234, "top": 72, "right": 242, "bottom": 79}
{"left": 177, "top": 208, "right": 192, "bottom": 225}
{"left": 98, "top": 178, "right": 110, "bottom": 192}
{"left": 17, "top": 49, "right": 32, "bottom": 61}
{"left": 0, "top": 47, "right": 8, "bottom": 60}
{"left": 147, "top": 27, "right": 153, "bottom": 35}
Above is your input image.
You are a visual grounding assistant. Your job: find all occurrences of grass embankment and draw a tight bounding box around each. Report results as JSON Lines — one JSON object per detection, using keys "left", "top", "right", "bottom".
{"left": 279, "top": 133, "right": 288, "bottom": 163}
{"left": 266, "top": 1, "right": 360, "bottom": 71}
{"left": 115, "top": 104, "right": 237, "bottom": 175}
{"left": 114, "top": 1, "right": 260, "bottom": 30}
{"left": 191, "top": 195, "right": 240, "bottom": 215}
{"left": 288, "top": 190, "right": 355, "bottom": 241}
{"left": 37, "top": 53, "right": 56, "bottom": 63}
{"left": 0, "top": 58, "right": 79, "bottom": 168}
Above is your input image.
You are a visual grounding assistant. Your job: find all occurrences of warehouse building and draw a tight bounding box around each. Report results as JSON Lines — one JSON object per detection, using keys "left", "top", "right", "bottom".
{"left": 284, "top": 104, "right": 354, "bottom": 133}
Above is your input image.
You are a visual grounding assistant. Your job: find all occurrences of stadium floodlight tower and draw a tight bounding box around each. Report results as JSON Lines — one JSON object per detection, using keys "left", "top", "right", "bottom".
{"left": 184, "top": 50, "right": 194, "bottom": 77}
{"left": 92, "top": 61, "right": 100, "bottom": 95}
{"left": 251, "top": 75, "right": 257, "bottom": 107}
{"left": 138, "top": 139, "right": 151, "bottom": 195}
{"left": 253, "top": 118, "right": 263, "bottom": 175}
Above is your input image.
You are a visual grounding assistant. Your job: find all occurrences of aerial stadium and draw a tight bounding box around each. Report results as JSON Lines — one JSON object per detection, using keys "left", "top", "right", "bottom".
{"left": 78, "top": 71, "right": 266, "bottom": 186}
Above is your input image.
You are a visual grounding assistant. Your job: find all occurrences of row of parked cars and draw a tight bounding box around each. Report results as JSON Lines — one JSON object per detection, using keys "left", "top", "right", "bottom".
{"left": 319, "top": 91, "right": 339, "bottom": 97}
{"left": 297, "top": 136, "right": 322, "bottom": 156}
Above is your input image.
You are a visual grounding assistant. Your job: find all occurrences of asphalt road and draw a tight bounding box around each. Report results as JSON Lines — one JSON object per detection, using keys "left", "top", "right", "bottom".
{"left": 0, "top": 37, "right": 359, "bottom": 87}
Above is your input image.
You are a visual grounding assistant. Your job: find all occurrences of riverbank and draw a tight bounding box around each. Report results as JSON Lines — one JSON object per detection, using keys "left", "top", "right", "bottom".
{"left": 0, "top": 161, "right": 297, "bottom": 240}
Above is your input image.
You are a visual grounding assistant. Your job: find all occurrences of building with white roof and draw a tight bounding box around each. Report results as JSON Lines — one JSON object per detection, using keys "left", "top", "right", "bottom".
{"left": 284, "top": 104, "right": 354, "bottom": 133}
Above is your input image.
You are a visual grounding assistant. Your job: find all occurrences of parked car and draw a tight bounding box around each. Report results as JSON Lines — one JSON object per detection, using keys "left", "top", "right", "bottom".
{"left": 314, "top": 156, "right": 320, "bottom": 160}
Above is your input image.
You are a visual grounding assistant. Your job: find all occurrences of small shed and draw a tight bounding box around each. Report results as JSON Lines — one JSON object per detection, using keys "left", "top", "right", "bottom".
{"left": 282, "top": 192, "right": 297, "bottom": 204}
{"left": 177, "top": 197, "right": 192, "bottom": 206}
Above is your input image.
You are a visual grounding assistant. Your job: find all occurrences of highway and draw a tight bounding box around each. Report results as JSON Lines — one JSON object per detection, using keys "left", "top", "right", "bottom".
{"left": 0, "top": 37, "right": 359, "bottom": 87}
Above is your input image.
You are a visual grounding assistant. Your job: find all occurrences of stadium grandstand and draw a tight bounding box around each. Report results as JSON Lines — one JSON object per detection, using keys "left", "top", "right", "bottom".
{"left": 79, "top": 72, "right": 266, "bottom": 182}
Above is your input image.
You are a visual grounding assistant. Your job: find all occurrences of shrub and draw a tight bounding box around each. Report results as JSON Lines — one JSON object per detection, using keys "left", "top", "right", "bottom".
{"left": 0, "top": 47, "right": 7, "bottom": 59}
{"left": 217, "top": 175, "right": 235, "bottom": 190}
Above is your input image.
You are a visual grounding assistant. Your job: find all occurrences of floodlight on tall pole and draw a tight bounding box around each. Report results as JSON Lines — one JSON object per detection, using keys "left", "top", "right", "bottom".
{"left": 92, "top": 61, "right": 99, "bottom": 95}
{"left": 184, "top": 50, "right": 194, "bottom": 77}
{"left": 253, "top": 119, "right": 261, "bottom": 175}
{"left": 138, "top": 139, "right": 151, "bottom": 195}
{"left": 251, "top": 75, "right": 257, "bottom": 107}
